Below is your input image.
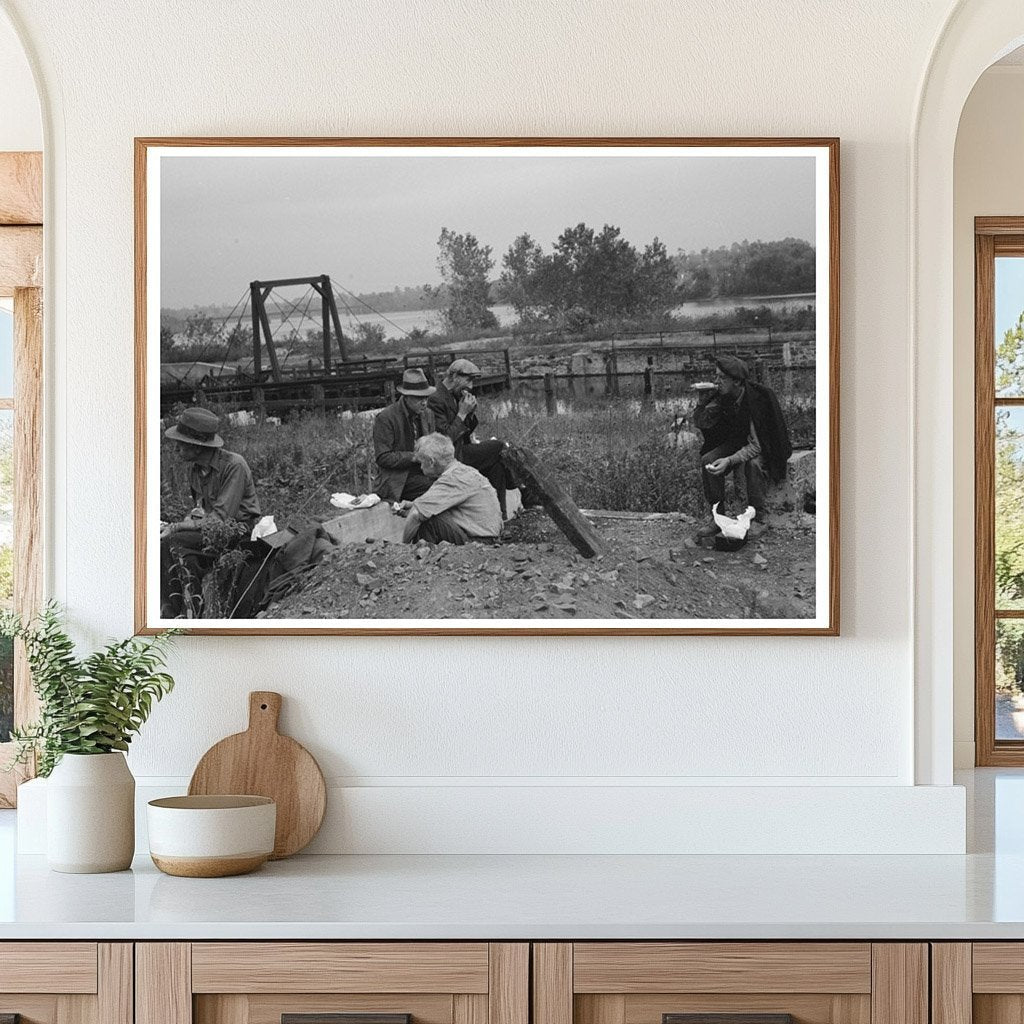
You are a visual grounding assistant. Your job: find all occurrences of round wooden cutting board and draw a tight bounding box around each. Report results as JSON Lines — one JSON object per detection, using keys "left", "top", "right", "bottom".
{"left": 188, "top": 691, "right": 327, "bottom": 859}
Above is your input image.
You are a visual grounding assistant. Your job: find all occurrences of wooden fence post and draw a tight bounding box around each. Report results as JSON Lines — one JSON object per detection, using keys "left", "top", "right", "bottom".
{"left": 544, "top": 373, "right": 556, "bottom": 417}
{"left": 782, "top": 341, "right": 793, "bottom": 396}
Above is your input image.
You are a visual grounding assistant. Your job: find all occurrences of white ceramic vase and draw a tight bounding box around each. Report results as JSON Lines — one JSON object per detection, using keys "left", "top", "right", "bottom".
{"left": 46, "top": 752, "right": 135, "bottom": 873}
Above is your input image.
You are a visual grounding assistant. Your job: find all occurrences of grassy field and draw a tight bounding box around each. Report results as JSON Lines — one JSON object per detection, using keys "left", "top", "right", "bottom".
{"left": 161, "top": 414, "right": 377, "bottom": 526}
{"left": 162, "top": 384, "right": 814, "bottom": 525}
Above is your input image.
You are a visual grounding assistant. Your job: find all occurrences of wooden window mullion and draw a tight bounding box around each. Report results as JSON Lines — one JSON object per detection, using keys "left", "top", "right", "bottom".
{"left": 976, "top": 229, "right": 997, "bottom": 763}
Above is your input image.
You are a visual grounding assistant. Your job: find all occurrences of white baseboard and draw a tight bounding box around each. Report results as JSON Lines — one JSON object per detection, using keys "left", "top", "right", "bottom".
{"left": 17, "top": 778, "right": 967, "bottom": 856}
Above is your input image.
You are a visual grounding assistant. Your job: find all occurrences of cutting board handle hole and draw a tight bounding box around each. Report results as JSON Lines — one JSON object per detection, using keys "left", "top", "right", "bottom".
{"left": 260, "top": 703, "right": 268, "bottom": 710}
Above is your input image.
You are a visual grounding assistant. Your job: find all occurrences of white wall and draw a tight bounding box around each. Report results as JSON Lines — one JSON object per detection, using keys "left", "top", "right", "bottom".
{"left": 0, "top": 0, "right": 972, "bottom": 852}
{"left": 0, "top": 12, "right": 39, "bottom": 152}
{"left": 952, "top": 66, "right": 1024, "bottom": 767}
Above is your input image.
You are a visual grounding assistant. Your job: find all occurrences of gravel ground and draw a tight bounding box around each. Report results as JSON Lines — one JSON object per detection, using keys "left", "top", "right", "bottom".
{"left": 264, "top": 508, "right": 817, "bottom": 621}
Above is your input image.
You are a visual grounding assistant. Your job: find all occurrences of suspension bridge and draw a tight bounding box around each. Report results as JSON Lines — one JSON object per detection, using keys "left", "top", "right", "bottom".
{"left": 159, "top": 274, "right": 511, "bottom": 417}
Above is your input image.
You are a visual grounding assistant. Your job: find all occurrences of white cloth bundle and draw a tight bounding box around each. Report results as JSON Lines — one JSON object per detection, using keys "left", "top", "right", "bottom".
{"left": 712, "top": 502, "right": 756, "bottom": 540}
{"left": 330, "top": 492, "right": 382, "bottom": 511}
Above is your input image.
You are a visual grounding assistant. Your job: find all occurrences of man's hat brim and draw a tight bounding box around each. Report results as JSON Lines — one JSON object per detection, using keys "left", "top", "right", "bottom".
{"left": 164, "top": 425, "right": 224, "bottom": 448}
{"left": 397, "top": 384, "right": 437, "bottom": 396}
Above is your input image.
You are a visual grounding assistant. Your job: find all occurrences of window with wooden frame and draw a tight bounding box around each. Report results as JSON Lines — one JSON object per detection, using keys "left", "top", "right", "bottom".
{"left": 0, "top": 151, "right": 43, "bottom": 806}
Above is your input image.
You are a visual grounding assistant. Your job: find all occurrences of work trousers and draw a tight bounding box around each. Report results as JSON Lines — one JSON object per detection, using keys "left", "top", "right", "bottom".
{"left": 160, "top": 527, "right": 210, "bottom": 617}
{"left": 414, "top": 510, "right": 470, "bottom": 545}
{"left": 700, "top": 442, "right": 767, "bottom": 513}
{"left": 459, "top": 439, "right": 508, "bottom": 518}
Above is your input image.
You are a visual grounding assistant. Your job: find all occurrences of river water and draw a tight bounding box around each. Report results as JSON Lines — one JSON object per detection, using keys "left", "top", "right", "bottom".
{"left": 265, "top": 292, "right": 815, "bottom": 342}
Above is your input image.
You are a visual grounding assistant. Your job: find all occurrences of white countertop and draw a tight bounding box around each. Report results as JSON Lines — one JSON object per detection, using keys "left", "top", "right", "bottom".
{"left": 0, "top": 850, "right": 1022, "bottom": 940}
{"left": 1, "top": 769, "right": 1022, "bottom": 941}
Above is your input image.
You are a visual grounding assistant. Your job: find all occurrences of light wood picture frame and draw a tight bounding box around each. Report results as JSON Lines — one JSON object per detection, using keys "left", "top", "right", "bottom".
{"left": 135, "top": 137, "right": 839, "bottom": 636}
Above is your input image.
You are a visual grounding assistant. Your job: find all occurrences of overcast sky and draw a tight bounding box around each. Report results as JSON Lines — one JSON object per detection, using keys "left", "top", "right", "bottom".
{"left": 159, "top": 150, "right": 816, "bottom": 308}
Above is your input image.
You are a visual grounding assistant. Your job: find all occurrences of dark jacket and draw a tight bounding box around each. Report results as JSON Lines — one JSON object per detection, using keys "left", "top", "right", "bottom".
{"left": 372, "top": 399, "right": 436, "bottom": 500}
{"left": 746, "top": 382, "right": 792, "bottom": 483}
{"left": 428, "top": 382, "right": 477, "bottom": 457}
{"left": 694, "top": 394, "right": 750, "bottom": 456}
{"left": 188, "top": 449, "right": 261, "bottom": 529}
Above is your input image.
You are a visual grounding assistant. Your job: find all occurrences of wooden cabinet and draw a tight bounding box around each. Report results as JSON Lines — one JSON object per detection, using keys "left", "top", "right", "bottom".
{"left": 932, "top": 943, "right": 1024, "bottom": 1024}
{"left": 532, "top": 944, "right": 928, "bottom": 1024}
{"left": 136, "top": 944, "right": 528, "bottom": 1024}
{"left": 0, "top": 943, "right": 132, "bottom": 1024}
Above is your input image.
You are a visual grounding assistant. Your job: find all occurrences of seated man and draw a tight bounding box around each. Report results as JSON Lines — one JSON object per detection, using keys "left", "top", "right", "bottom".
{"left": 372, "top": 368, "right": 437, "bottom": 501}
{"left": 160, "top": 407, "right": 260, "bottom": 616}
{"left": 699, "top": 354, "right": 792, "bottom": 537}
{"left": 401, "top": 433, "right": 502, "bottom": 546}
{"left": 427, "top": 358, "right": 512, "bottom": 518}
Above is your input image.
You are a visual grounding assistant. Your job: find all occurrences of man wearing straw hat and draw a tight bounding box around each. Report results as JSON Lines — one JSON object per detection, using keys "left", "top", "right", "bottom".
{"left": 160, "top": 407, "right": 261, "bottom": 616}
{"left": 372, "top": 368, "right": 438, "bottom": 502}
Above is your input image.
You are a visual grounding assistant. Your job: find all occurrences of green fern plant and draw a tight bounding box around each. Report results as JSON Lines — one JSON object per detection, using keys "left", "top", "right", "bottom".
{"left": 1, "top": 603, "right": 178, "bottom": 777}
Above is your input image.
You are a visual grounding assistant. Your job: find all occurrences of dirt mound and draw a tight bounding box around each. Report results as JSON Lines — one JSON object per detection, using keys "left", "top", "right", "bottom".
{"left": 263, "top": 509, "right": 816, "bottom": 621}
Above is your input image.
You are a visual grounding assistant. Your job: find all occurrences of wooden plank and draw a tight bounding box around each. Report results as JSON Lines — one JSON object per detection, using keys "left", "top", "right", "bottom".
{"left": 0, "top": 999, "right": 57, "bottom": 1024}
{"left": 196, "top": 996, "right": 248, "bottom": 1024}
{"left": 489, "top": 943, "right": 528, "bottom": 1024}
{"left": 57, "top": 993, "right": 95, "bottom": 1024}
{"left": 971, "top": 944, "right": 1024, "bottom": 992}
{"left": 624, "top": 994, "right": 862, "bottom": 1024}
{"left": 870, "top": 945, "right": 927, "bottom": 1024}
{"left": 453, "top": 995, "right": 486, "bottom": 1024}
{"left": 932, "top": 945, "right": 972, "bottom": 1024}
{"left": 573, "top": 943, "right": 872, "bottom": 994}
{"left": 136, "top": 943, "right": 192, "bottom": 1024}
{"left": 0, "top": 226, "right": 42, "bottom": 294}
{"left": 831, "top": 995, "right": 873, "bottom": 1024}
{"left": 14, "top": 286, "right": 43, "bottom": 732}
{"left": 0, "top": 153, "right": 42, "bottom": 225}
{"left": 503, "top": 444, "right": 604, "bottom": 558}
{"left": 534, "top": 944, "right": 572, "bottom": 1024}
{"left": 0, "top": 943, "right": 97, "bottom": 993}
{"left": 974, "top": 995, "right": 1024, "bottom": 1024}
{"left": 98, "top": 945, "right": 133, "bottom": 1024}
{"left": 977, "top": 217, "right": 1024, "bottom": 236}
{"left": 192, "top": 943, "right": 489, "bottom": 994}
{"left": 576, "top": 996, "right": 624, "bottom": 1024}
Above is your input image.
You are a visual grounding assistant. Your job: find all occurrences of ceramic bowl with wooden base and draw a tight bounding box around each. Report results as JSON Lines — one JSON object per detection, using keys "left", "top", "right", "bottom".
{"left": 147, "top": 795, "right": 276, "bottom": 877}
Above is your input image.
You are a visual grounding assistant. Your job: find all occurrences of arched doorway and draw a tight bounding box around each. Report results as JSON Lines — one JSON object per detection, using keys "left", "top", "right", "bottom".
{"left": 914, "top": 1, "right": 1024, "bottom": 784}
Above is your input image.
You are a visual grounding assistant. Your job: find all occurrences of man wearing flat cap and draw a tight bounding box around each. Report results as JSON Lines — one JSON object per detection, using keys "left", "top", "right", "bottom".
{"left": 427, "top": 357, "right": 512, "bottom": 519}
{"left": 160, "top": 407, "right": 260, "bottom": 616}
{"left": 695, "top": 354, "right": 792, "bottom": 536}
{"left": 372, "top": 368, "right": 438, "bottom": 501}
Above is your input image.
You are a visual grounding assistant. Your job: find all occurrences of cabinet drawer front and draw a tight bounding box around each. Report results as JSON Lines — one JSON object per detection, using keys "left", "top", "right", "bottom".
{"left": 973, "top": 944, "right": 1024, "bottom": 992}
{"left": 192, "top": 944, "right": 491, "bottom": 994}
{"left": 573, "top": 944, "right": 872, "bottom": 994}
{"left": 0, "top": 943, "right": 97, "bottom": 993}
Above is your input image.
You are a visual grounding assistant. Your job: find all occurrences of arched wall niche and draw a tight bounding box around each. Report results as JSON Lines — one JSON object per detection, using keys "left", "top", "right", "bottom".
{"left": 914, "top": 1, "right": 1024, "bottom": 785}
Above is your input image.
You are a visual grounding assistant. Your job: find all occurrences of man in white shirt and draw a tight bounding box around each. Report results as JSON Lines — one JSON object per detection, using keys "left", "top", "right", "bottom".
{"left": 400, "top": 433, "right": 503, "bottom": 545}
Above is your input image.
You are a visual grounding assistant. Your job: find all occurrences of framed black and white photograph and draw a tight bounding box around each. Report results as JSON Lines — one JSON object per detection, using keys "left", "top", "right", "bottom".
{"left": 135, "top": 137, "right": 839, "bottom": 635}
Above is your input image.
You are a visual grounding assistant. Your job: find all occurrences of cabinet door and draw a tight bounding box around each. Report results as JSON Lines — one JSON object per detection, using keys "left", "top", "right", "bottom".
{"left": 533, "top": 944, "right": 928, "bottom": 1024}
{"left": 0, "top": 943, "right": 131, "bottom": 1024}
{"left": 137, "top": 943, "right": 528, "bottom": 1024}
{"left": 941, "top": 943, "right": 1024, "bottom": 1024}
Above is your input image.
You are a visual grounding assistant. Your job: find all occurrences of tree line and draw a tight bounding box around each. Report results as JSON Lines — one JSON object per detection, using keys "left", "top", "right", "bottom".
{"left": 430, "top": 225, "right": 816, "bottom": 337}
